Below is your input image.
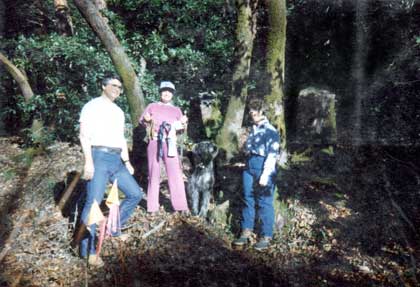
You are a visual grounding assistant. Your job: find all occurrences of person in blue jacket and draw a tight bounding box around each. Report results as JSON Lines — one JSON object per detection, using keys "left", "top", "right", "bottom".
{"left": 233, "top": 99, "right": 280, "bottom": 251}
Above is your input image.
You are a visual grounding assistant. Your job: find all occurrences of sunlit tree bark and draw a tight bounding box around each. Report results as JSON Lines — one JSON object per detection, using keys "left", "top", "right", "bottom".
{"left": 216, "top": 0, "right": 258, "bottom": 160}
{"left": 73, "top": 0, "right": 145, "bottom": 125}
{"left": 0, "top": 52, "right": 34, "bottom": 102}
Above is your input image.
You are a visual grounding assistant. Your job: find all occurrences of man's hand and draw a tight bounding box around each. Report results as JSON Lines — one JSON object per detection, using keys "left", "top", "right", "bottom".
{"left": 259, "top": 173, "right": 269, "bottom": 186}
{"left": 83, "top": 161, "right": 95, "bottom": 180}
{"left": 143, "top": 112, "right": 152, "bottom": 122}
{"left": 125, "top": 161, "right": 134, "bottom": 175}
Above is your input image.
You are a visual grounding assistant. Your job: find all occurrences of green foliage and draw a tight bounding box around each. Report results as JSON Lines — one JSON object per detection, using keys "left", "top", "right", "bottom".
{"left": 290, "top": 148, "right": 313, "bottom": 164}
{"left": 1, "top": 0, "right": 236, "bottom": 145}
{"left": 109, "top": 0, "right": 235, "bottom": 94}
{"left": 1, "top": 33, "right": 115, "bottom": 142}
{"left": 321, "top": 146, "right": 334, "bottom": 156}
{"left": 274, "top": 197, "right": 295, "bottom": 237}
{"left": 12, "top": 147, "right": 41, "bottom": 168}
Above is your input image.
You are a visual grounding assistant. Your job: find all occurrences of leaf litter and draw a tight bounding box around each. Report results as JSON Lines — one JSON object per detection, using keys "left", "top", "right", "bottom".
{"left": 0, "top": 137, "right": 418, "bottom": 286}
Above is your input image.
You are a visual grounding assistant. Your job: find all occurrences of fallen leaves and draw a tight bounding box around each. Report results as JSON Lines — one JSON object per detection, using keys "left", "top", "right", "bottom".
{"left": 0, "top": 138, "right": 419, "bottom": 286}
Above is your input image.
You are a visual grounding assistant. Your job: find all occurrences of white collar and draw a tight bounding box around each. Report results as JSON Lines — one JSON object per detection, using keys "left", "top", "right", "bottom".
{"left": 254, "top": 117, "right": 269, "bottom": 128}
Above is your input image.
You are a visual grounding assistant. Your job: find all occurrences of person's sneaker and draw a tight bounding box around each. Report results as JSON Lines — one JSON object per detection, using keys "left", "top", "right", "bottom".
{"left": 88, "top": 254, "right": 104, "bottom": 267}
{"left": 254, "top": 237, "right": 272, "bottom": 251}
{"left": 232, "top": 229, "right": 252, "bottom": 247}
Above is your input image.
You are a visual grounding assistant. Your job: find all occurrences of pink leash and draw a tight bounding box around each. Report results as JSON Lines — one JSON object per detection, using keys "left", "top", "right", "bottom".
{"left": 96, "top": 204, "right": 121, "bottom": 256}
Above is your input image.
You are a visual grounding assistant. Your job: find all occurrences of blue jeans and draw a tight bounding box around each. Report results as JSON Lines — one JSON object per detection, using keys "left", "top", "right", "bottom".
{"left": 80, "top": 149, "right": 143, "bottom": 257}
{"left": 241, "top": 155, "right": 275, "bottom": 238}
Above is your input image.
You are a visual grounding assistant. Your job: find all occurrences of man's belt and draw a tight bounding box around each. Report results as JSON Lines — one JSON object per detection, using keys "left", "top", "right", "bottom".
{"left": 92, "top": 145, "right": 122, "bottom": 154}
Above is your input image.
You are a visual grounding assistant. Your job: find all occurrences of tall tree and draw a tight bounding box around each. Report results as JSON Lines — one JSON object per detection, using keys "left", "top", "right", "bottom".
{"left": 263, "top": 0, "right": 287, "bottom": 148}
{"left": 54, "top": 0, "right": 74, "bottom": 36}
{"left": 216, "top": 0, "right": 259, "bottom": 159}
{"left": 73, "top": 0, "right": 145, "bottom": 125}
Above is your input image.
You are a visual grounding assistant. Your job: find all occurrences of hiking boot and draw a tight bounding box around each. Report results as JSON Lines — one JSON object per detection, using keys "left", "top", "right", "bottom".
{"left": 232, "top": 229, "right": 252, "bottom": 247}
{"left": 88, "top": 254, "right": 104, "bottom": 267}
{"left": 254, "top": 237, "right": 272, "bottom": 251}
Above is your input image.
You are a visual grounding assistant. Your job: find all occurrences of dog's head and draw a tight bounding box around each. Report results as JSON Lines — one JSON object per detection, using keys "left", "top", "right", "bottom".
{"left": 192, "top": 141, "right": 218, "bottom": 167}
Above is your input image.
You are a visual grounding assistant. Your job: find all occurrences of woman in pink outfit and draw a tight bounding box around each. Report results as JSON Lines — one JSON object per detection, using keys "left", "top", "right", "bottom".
{"left": 139, "top": 81, "right": 189, "bottom": 214}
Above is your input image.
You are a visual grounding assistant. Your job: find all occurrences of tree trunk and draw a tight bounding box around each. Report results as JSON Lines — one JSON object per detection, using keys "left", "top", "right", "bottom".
{"left": 73, "top": 0, "right": 145, "bottom": 125}
{"left": 263, "top": 0, "right": 287, "bottom": 148}
{"left": 54, "top": 0, "right": 74, "bottom": 36}
{"left": 0, "top": 52, "right": 44, "bottom": 141}
{"left": 0, "top": 0, "right": 5, "bottom": 135}
{"left": 216, "top": 0, "right": 258, "bottom": 160}
{"left": 0, "top": 52, "right": 34, "bottom": 101}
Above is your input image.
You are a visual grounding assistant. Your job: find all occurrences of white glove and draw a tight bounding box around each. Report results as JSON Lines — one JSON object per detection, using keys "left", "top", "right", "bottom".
{"left": 259, "top": 172, "right": 270, "bottom": 186}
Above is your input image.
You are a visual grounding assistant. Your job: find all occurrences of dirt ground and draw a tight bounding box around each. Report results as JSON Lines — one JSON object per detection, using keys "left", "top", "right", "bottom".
{"left": 0, "top": 137, "right": 418, "bottom": 286}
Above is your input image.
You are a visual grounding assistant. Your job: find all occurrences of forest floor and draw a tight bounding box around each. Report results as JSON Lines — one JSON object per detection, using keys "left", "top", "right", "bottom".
{"left": 0, "top": 137, "right": 419, "bottom": 287}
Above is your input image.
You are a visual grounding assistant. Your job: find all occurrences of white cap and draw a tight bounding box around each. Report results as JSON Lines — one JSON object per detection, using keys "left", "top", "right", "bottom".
{"left": 159, "top": 81, "right": 176, "bottom": 92}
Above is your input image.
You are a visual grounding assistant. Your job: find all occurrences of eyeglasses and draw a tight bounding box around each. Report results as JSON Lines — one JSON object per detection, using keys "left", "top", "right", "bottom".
{"left": 109, "top": 84, "right": 123, "bottom": 91}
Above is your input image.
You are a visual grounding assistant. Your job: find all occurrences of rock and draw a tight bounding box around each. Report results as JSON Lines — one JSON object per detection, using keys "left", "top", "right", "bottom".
{"left": 295, "top": 87, "right": 337, "bottom": 146}
{"left": 198, "top": 92, "right": 223, "bottom": 139}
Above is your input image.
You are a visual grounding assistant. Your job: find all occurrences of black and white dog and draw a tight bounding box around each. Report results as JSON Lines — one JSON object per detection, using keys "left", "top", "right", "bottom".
{"left": 187, "top": 141, "right": 218, "bottom": 217}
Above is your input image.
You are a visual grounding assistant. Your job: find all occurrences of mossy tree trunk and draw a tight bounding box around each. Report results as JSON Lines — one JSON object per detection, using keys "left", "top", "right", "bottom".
{"left": 216, "top": 0, "right": 259, "bottom": 160}
{"left": 263, "top": 0, "right": 287, "bottom": 227}
{"left": 263, "top": 0, "right": 287, "bottom": 149}
{"left": 53, "top": 0, "right": 74, "bottom": 36}
{"left": 73, "top": 0, "right": 145, "bottom": 125}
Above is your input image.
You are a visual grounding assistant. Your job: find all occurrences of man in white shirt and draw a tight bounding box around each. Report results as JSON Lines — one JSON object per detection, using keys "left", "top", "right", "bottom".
{"left": 78, "top": 75, "right": 143, "bottom": 267}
